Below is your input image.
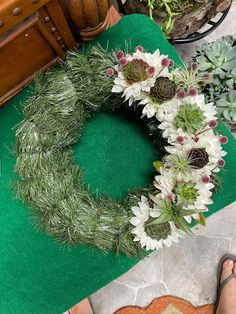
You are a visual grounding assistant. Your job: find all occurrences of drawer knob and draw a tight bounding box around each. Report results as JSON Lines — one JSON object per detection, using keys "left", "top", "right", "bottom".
{"left": 0, "top": 20, "right": 4, "bottom": 28}
{"left": 51, "top": 27, "right": 56, "bottom": 33}
{"left": 12, "top": 7, "right": 22, "bottom": 16}
{"left": 32, "top": 0, "right": 40, "bottom": 3}
{"left": 44, "top": 16, "right": 50, "bottom": 23}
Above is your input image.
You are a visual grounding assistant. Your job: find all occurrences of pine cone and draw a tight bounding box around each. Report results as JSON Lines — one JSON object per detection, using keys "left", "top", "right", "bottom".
{"left": 150, "top": 77, "right": 176, "bottom": 101}
{"left": 188, "top": 148, "right": 209, "bottom": 169}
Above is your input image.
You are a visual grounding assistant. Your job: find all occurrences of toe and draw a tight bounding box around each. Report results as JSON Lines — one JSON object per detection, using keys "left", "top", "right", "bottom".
{"left": 234, "top": 262, "right": 236, "bottom": 274}
{"left": 221, "top": 259, "right": 234, "bottom": 283}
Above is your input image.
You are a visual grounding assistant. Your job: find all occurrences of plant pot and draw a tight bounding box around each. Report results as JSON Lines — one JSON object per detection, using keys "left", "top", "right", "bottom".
{"left": 121, "top": 0, "right": 232, "bottom": 40}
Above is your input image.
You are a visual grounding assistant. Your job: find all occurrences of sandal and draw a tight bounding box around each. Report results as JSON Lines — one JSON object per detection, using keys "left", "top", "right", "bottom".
{"left": 215, "top": 254, "right": 236, "bottom": 309}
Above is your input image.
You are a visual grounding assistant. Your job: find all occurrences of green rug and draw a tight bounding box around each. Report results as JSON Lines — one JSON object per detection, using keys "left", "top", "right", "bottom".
{"left": 1, "top": 14, "right": 236, "bottom": 314}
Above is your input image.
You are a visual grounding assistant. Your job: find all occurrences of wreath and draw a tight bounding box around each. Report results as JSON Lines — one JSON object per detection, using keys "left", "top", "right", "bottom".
{"left": 15, "top": 45, "right": 227, "bottom": 257}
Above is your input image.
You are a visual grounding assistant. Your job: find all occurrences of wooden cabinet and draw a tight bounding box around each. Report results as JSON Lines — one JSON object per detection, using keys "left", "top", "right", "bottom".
{"left": 0, "top": 0, "right": 120, "bottom": 106}
{"left": 0, "top": 0, "right": 76, "bottom": 105}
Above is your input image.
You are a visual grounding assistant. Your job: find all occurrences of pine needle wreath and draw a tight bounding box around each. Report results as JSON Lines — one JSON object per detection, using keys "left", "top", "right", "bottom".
{"left": 15, "top": 45, "right": 227, "bottom": 257}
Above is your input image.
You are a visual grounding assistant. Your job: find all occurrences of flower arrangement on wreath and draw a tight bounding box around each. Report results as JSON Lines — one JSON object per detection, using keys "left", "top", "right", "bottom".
{"left": 15, "top": 44, "right": 228, "bottom": 257}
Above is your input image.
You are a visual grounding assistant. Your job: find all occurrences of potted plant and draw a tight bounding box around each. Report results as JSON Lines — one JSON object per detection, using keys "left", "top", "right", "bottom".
{"left": 120, "top": 0, "right": 232, "bottom": 38}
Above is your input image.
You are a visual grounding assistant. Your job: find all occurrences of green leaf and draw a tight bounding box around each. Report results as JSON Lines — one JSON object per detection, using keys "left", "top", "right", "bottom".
{"left": 146, "top": 213, "right": 171, "bottom": 227}
{"left": 174, "top": 216, "right": 193, "bottom": 235}
{"left": 153, "top": 161, "right": 163, "bottom": 173}
{"left": 178, "top": 209, "right": 202, "bottom": 217}
{"left": 198, "top": 213, "right": 206, "bottom": 226}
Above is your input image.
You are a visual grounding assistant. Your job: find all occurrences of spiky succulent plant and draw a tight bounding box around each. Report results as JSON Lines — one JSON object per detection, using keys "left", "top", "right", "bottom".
{"left": 195, "top": 36, "right": 236, "bottom": 128}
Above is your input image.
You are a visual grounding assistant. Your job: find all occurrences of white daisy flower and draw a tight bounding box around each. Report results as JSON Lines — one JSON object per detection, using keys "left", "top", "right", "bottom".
{"left": 154, "top": 167, "right": 214, "bottom": 223}
{"left": 157, "top": 95, "right": 217, "bottom": 143}
{"left": 112, "top": 49, "right": 169, "bottom": 106}
{"left": 165, "top": 129, "right": 227, "bottom": 177}
{"left": 130, "top": 196, "right": 182, "bottom": 251}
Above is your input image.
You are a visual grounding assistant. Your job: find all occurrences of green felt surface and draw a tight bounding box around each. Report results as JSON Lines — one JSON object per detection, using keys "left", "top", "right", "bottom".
{"left": 0, "top": 14, "right": 236, "bottom": 314}
{"left": 74, "top": 110, "right": 158, "bottom": 201}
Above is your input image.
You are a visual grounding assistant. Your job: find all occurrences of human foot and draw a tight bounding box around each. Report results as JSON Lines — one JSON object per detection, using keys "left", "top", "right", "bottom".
{"left": 69, "top": 298, "right": 93, "bottom": 314}
{"left": 216, "top": 259, "right": 236, "bottom": 314}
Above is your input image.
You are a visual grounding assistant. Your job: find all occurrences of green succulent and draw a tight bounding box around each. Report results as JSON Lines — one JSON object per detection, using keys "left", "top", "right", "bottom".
{"left": 196, "top": 36, "right": 236, "bottom": 78}
{"left": 216, "top": 91, "right": 236, "bottom": 125}
{"left": 151, "top": 77, "right": 177, "bottom": 101}
{"left": 195, "top": 36, "right": 236, "bottom": 128}
{"left": 146, "top": 194, "right": 202, "bottom": 235}
{"left": 175, "top": 182, "right": 197, "bottom": 206}
{"left": 225, "top": 68, "right": 236, "bottom": 89}
{"left": 123, "top": 59, "right": 149, "bottom": 83}
{"left": 174, "top": 103, "right": 205, "bottom": 134}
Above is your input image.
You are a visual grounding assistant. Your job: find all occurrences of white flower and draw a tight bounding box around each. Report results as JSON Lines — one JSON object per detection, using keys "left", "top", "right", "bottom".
{"left": 130, "top": 196, "right": 182, "bottom": 251}
{"left": 154, "top": 167, "right": 214, "bottom": 223}
{"left": 165, "top": 129, "right": 227, "bottom": 176}
{"left": 157, "top": 95, "right": 217, "bottom": 143}
{"left": 112, "top": 49, "right": 169, "bottom": 106}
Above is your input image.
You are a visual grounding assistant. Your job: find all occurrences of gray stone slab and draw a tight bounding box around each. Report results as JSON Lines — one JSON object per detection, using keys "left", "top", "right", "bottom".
{"left": 162, "top": 236, "right": 230, "bottom": 306}
{"left": 116, "top": 251, "right": 162, "bottom": 287}
{"left": 206, "top": 3, "right": 236, "bottom": 41}
{"left": 174, "top": 39, "right": 207, "bottom": 64}
{"left": 194, "top": 202, "right": 236, "bottom": 239}
{"left": 135, "top": 283, "right": 167, "bottom": 307}
{"left": 90, "top": 282, "right": 136, "bottom": 314}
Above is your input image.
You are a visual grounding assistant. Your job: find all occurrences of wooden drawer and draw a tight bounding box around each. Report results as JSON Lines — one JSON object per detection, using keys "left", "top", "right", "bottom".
{"left": 0, "top": 0, "right": 76, "bottom": 105}
{"left": 0, "top": 0, "right": 50, "bottom": 35}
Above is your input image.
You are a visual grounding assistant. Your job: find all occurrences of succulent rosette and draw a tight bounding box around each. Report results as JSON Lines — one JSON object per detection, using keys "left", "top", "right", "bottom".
{"left": 112, "top": 49, "right": 170, "bottom": 106}
{"left": 165, "top": 130, "right": 227, "bottom": 178}
{"left": 154, "top": 167, "right": 214, "bottom": 223}
{"left": 110, "top": 47, "right": 228, "bottom": 253}
{"left": 130, "top": 196, "right": 182, "bottom": 251}
{"left": 157, "top": 95, "right": 217, "bottom": 143}
{"left": 141, "top": 76, "right": 177, "bottom": 118}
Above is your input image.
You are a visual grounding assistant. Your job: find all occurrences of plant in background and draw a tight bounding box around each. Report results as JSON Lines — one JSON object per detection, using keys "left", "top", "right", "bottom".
{"left": 195, "top": 36, "right": 236, "bottom": 128}
{"left": 121, "top": 0, "right": 201, "bottom": 36}
{"left": 216, "top": 91, "right": 236, "bottom": 126}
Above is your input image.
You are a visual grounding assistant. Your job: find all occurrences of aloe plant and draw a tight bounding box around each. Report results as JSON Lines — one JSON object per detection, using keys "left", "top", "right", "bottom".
{"left": 195, "top": 36, "right": 236, "bottom": 128}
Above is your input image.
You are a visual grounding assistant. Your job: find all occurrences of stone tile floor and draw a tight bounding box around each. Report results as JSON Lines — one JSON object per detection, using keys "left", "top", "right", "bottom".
{"left": 90, "top": 3, "right": 236, "bottom": 313}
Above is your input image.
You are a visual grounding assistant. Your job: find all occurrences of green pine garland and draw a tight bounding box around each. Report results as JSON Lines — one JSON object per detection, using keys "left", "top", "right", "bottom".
{"left": 15, "top": 46, "right": 167, "bottom": 257}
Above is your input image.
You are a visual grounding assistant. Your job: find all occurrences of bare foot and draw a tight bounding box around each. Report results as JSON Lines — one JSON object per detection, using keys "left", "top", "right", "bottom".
{"left": 216, "top": 259, "right": 236, "bottom": 314}
{"left": 69, "top": 298, "right": 93, "bottom": 314}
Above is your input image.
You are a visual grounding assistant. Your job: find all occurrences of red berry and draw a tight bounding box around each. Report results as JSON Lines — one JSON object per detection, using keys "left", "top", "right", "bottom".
{"left": 191, "top": 63, "right": 198, "bottom": 71}
{"left": 117, "top": 50, "right": 124, "bottom": 59}
{"left": 136, "top": 45, "right": 144, "bottom": 52}
{"left": 208, "top": 120, "right": 218, "bottom": 128}
{"left": 106, "top": 68, "right": 115, "bottom": 77}
{"left": 176, "top": 135, "right": 185, "bottom": 144}
{"left": 161, "top": 58, "right": 170, "bottom": 67}
{"left": 202, "top": 175, "right": 210, "bottom": 183}
{"left": 189, "top": 87, "right": 197, "bottom": 97}
{"left": 217, "top": 159, "right": 225, "bottom": 167}
{"left": 167, "top": 195, "right": 173, "bottom": 202}
{"left": 169, "top": 60, "right": 174, "bottom": 68}
{"left": 120, "top": 58, "right": 127, "bottom": 66}
{"left": 194, "top": 137, "right": 199, "bottom": 143}
{"left": 177, "top": 90, "right": 186, "bottom": 99}
{"left": 147, "top": 66, "right": 155, "bottom": 75}
{"left": 219, "top": 136, "right": 228, "bottom": 144}
{"left": 202, "top": 72, "right": 211, "bottom": 81}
